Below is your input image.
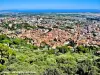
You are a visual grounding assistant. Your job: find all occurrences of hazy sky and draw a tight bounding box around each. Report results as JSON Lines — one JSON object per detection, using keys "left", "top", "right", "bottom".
{"left": 0, "top": 0, "right": 100, "bottom": 10}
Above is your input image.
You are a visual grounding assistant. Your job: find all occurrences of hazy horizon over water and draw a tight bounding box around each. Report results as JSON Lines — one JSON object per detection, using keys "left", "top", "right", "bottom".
{"left": 0, "top": 9, "right": 100, "bottom": 13}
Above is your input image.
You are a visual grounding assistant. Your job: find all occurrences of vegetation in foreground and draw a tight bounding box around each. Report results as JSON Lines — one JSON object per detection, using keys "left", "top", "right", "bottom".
{"left": 0, "top": 34, "right": 100, "bottom": 75}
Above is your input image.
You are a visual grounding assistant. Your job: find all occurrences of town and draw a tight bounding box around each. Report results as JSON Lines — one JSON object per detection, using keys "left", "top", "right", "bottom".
{"left": 0, "top": 13, "right": 100, "bottom": 48}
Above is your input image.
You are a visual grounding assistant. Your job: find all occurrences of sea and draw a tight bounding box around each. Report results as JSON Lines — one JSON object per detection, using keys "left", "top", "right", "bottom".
{"left": 0, "top": 9, "right": 100, "bottom": 13}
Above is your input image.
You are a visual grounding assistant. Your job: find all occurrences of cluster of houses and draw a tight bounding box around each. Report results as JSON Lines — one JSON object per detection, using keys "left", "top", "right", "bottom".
{"left": 0, "top": 13, "right": 100, "bottom": 48}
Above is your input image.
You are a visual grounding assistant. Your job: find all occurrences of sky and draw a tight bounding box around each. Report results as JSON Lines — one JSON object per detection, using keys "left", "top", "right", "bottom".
{"left": 0, "top": 0, "right": 100, "bottom": 10}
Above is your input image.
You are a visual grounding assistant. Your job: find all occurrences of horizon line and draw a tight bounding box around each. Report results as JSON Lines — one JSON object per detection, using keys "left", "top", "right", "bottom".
{"left": 0, "top": 9, "right": 100, "bottom": 10}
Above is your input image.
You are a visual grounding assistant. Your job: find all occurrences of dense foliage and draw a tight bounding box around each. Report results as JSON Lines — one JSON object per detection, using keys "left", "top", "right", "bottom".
{"left": 0, "top": 34, "right": 100, "bottom": 75}
{"left": 1, "top": 22, "right": 37, "bottom": 30}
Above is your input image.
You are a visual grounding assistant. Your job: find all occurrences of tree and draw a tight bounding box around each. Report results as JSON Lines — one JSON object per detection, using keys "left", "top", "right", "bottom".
{"left": 0, "top": 43, "right": 15, "bottom": 65}
{"left": 56, "top": 53, "right": 77, "bottom": 74}
{"left": 0, "top": 34, "right": 7, "bottom": 42}
{"left": 2, "top": 39, "right": 12, "bottom": 46}
{"left": 0, "top": 64, "right": 6, "bottom": 72}
{"left": 56, "top": 46, "right": 71, "bottom": 54}
{"left": 76, "top": 45, "right": 89, "bottom": 53}
{"left": 44, "top": 68, "right": 61, "bottom": 75}
{"left": 40, "top": 42, "right": 50, "bottom": 50}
